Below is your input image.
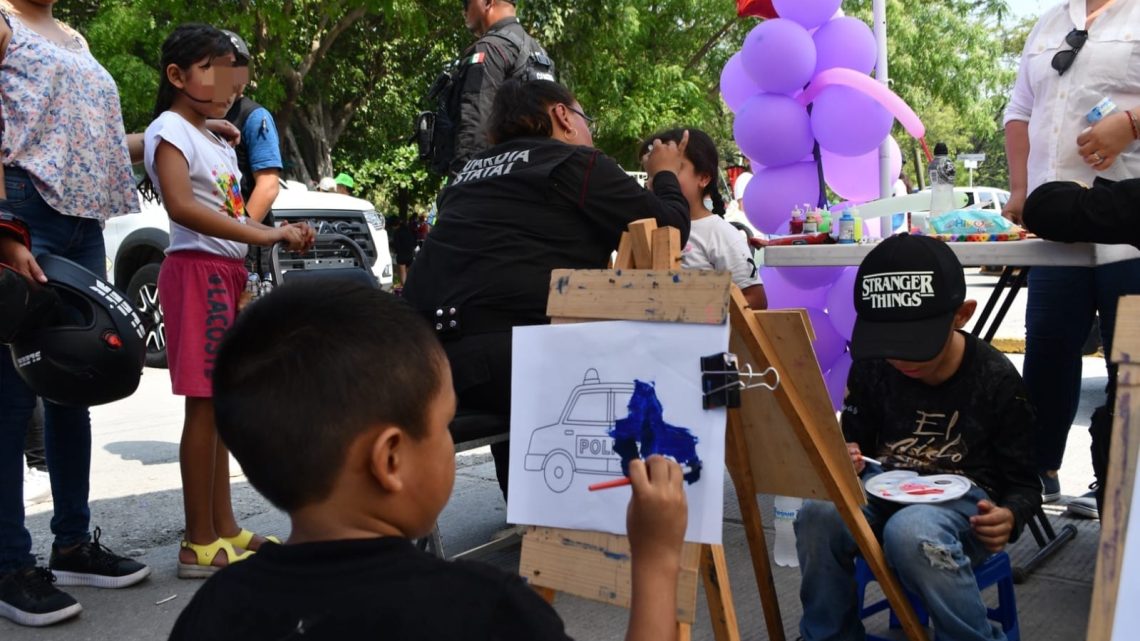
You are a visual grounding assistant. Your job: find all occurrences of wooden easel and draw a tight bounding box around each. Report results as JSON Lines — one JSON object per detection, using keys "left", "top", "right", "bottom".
{"left": 521, "top": 220, "right": 927, "bottom": 641}
{"left": 1087, "top": 295, "right": 1140, "bottom": 641}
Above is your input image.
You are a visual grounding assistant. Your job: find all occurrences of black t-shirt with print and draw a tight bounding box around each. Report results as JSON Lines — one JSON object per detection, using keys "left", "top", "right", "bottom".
{"left": 168, "top": 537, "right": 573, "bottom": 641}
{"left": 842, "top": 332, "right": 1041, "bottom": 539}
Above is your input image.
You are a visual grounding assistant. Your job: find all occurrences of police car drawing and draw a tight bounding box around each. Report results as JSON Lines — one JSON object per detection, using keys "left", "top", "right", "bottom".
{"left": 524, "top": 369, "right": 701, "bottom": 493}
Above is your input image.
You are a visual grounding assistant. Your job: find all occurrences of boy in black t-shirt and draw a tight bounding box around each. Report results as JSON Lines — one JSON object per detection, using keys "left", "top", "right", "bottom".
{"left": 167, "top": 280, "right": 688, "bottom": 641}
{"left": 795, "top": 234, "right": 1040, "bottom": 641}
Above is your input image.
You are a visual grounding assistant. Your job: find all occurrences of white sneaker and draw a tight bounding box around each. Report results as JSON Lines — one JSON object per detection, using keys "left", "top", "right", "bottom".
{"left": 23, "top": 467, "right": 51, "bottom": 506}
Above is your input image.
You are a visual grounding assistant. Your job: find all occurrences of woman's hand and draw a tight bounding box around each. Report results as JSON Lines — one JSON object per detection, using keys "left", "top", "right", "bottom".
{"left": 0, "top": 235, "right": 46, "bottom": 282}
{"left": 1002, "top": 190, "right": 1026, "bottom": 225}
{"left": 206, "top": 119, "right": 242, "bottom": 148}
{"left": 1077, "top": 111, "right": 1134, "bottom": 171}
{"left": 641, "top": 130, "right": 689, "bottom": 189}
{"left": 847, "top": 442, "right": 866, "bottom": 475}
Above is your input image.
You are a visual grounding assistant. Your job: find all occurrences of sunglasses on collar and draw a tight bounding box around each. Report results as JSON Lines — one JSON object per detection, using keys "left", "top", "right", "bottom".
{"left": 1052, "top": 28, "right": 1088, "bottom": 76}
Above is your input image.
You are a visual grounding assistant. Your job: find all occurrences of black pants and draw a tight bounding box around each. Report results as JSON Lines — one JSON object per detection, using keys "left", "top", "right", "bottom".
{"left": 24, "top": 397, "right": 45, "bottom": 471}
{"left": 442, "top": 330, "right": 512, "bottom": 499}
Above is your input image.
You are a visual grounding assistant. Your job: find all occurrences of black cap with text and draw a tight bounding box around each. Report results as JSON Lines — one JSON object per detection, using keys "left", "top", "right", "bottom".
{"left": 850, "top": 234, "right": 966, "bottom": 362}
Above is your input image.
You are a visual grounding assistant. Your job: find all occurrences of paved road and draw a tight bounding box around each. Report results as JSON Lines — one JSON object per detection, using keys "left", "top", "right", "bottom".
{"left": 3, "top": 347, "right": 1110, "bottom": 640}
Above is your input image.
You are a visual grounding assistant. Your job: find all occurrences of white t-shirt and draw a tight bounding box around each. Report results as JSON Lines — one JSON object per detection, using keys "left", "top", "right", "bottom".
{"left": 144, "top": 111, "right": 249, "bottom": 259}
{"left": 1003, "top": 0, "right": 1140, "bottom": 192}
{"left": 681, "top": 215, "right": 762, "bottom": 290}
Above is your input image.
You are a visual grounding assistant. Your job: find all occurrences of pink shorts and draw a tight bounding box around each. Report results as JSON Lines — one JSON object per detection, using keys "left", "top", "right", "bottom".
{"left": 158, "top": 251, "right": 248, "bottom": 397}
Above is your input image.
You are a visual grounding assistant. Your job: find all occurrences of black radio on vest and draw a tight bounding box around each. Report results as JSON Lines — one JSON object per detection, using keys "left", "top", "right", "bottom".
{"left": 415, "top": 21, "right": 555, "bottom": 176}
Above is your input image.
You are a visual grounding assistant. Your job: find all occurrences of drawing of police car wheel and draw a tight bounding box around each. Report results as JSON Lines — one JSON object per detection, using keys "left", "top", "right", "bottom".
{"left": 524, "top": 368, "right": 634, "bottom": 493}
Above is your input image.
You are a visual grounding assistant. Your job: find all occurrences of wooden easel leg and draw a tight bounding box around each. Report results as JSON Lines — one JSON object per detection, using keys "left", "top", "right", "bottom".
{"left": 725, "top": 409, "right": 786, "bottom": 641}
{"left": 677, "top": 622, "right": 692, "bottom": 641}
{"left": 700, "top": 544, "right": 742, "bottom": 641}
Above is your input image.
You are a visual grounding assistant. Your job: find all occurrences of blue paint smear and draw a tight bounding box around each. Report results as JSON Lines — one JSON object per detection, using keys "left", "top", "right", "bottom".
{"left": 672, "top": 274, "right": 681, "bottom": 283}
{"left": 609, "top": 380, "right": 702, "bottom": 484}
{"left": 555, "top": 275, "right": 571, "bottom": 294}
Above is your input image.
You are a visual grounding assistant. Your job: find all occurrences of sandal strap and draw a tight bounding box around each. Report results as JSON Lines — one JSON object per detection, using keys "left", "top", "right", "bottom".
{"left": 180, "top": 538, "right": 240, "bottom": 566}
{"left": 221, "top": 529, "right": 280, "bottom": 550}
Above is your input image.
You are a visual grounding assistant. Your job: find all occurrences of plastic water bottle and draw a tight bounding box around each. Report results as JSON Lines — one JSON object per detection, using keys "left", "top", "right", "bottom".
{"left": 928, "top": 142, "right": 956, "bottom": 217}
{"left": 245, "top": 273, "right": 260, "bottom": 300}
{"left": 773, "top": 495, "right": 802, "bottom": 567}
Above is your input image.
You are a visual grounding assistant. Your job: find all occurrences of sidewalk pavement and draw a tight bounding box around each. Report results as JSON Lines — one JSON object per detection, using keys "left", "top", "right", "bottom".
{"left": 2, "top": 351, "right": 1110, "bottom": 640}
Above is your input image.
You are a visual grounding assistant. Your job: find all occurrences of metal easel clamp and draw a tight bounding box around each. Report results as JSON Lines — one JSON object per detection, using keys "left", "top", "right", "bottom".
{"left": 700, "top": 352, "right": 780, "bottom": 409}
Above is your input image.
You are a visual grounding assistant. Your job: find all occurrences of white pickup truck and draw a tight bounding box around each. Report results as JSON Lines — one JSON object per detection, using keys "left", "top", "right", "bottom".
{"left": 103, "top": 181, "right": 393, "bottom": 367}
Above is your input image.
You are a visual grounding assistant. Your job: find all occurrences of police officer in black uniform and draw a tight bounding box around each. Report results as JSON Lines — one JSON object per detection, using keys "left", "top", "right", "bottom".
{"left": 453, "top": 0, "right": 554, "bottom": 174}
{"left": 404, "top": 79, "right": 691, "bottom": 498}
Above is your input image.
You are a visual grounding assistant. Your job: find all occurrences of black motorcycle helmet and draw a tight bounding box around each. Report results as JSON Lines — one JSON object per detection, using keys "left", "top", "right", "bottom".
{"left": 9, "top": 255, "right": 146, "bottom": 406}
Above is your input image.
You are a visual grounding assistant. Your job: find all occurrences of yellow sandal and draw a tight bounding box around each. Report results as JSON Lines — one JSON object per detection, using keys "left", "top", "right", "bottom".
{"left": 221, "top": 528, "right": 280, "bottom": 552}
{"left": 177, "top": 539, "right": 251, "bottom": 579}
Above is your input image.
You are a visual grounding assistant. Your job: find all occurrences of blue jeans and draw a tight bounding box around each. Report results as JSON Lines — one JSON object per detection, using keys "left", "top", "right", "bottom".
{"left": 795, "top": 476, "right": 1003, "bottom": 641}
{"left": 0, "top": 167, "right": 104, "bottom": 571}
{"left": 1023, "top": 262, "right": 1140, "bottom": 472}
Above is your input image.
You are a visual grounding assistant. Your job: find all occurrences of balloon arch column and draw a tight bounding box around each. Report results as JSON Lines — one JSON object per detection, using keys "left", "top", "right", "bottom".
{"left": 724, "top": 0, "right": 925, "bottom": 408}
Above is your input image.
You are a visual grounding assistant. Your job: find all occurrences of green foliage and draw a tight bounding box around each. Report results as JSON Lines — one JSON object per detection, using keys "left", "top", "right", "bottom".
{"left": 74, "top": 0, "right": 1035, "bottom": 213}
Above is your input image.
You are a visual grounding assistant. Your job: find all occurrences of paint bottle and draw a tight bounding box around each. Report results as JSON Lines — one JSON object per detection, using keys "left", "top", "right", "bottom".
{"left": 773, "top": 495, "right": 802, "bottom": 567}
{"left": 790, "top": 207, "right": 804, "bottom": 234}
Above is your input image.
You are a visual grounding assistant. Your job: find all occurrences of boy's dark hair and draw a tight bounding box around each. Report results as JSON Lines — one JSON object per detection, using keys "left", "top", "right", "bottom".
{"left": 139, "top": 23, "right": 234, "bottom": 202}
{"left": 638, "top": 128, "right": 725, "bottom": 216}
{"left": 212, "top": 280, "right": 446, "bottom": 512}
{"left": 487, "top": 79, "right": 577, "bottom": 145}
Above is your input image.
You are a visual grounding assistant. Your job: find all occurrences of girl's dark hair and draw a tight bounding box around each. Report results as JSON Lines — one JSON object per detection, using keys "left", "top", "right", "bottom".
{"left": 638, "top": 128, "right": 726, "bottom": 217}
{"left": 139, "top": 24, "right": 234, "bottom": 201}
{"left": 487, "top": 79, "right": 578, "bottom": 145}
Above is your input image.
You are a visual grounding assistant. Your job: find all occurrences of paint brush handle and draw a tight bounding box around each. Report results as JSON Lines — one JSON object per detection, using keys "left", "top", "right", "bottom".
{"left": 860, "top": 456, "right": 882, "bottom": 467}
{"left": 588, "top": 465, "right": 693, "bottom": 491}
{"left": 588, "top": 477, "right": 633, "bottom": 491}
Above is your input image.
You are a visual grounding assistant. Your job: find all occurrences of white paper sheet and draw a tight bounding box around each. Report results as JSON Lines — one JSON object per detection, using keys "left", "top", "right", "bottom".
{"left": 507, "top": 320, "right": 730, "bottom": 544}
{"left": 1110, "top": 465, "right": 1140, "bottom": 638}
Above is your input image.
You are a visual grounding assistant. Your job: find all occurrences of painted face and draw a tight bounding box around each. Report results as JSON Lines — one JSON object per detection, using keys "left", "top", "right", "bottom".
{"left": 175, "top": 52, "right": 239, "bottom": 118}
{"left": 402, "top": 359, "right": 457, "bottom": 538}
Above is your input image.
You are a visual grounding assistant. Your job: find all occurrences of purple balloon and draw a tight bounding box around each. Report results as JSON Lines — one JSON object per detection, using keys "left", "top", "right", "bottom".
{"left": 743, "top": 162, "right": 821, "bottom": 235}
{"left": 812, "top": 17, "right": 877, "bottom": 76}
{"left": 759, "top": 267, "right": 829, "bottom": 309}
{"left": 733, "top": 94, "right": 814, "bottom": 168}
{"left": 773, "top": 0, "right": 842, "bottom": 30}
{"left": 741, "top": 19, "right": 816, "bottom": 96}
{"left": 720, "top": 52, "right": 762, "bottom": 113}
{"left": 824, "top": 350, "right": 854, "bottom": 411}
{"left": 821, "top": 136, "right": 902, "bottom": 202}
{"left": 825, "top": 266, "right": 859, "bottom": 340}
{"left": 779, "top": 265, "right": 842, "bottom": 290}
{"left": 810, "top": 85, "right": 893, "bottom": 157}
{"left": 806, "top": 306, "right": 847, "bottom": 370}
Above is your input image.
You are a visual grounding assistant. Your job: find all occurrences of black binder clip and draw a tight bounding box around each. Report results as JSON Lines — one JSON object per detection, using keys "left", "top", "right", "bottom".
{"left": 700, "top": 352, "right": 780, "bottom": 410}
{"left": 701, "top": 353, "right": 741, "bottom": 409}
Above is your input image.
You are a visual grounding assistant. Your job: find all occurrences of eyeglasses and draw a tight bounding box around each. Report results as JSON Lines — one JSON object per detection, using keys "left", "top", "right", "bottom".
{"left": 1051, "top": 28, "right": 1088, "bottom": 76}
{"left": 565, "top": 105, "right": 596, "bottom": 135}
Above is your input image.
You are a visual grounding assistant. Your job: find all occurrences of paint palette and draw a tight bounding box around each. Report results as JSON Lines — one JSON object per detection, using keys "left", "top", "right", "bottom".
{"left": 864, "top": 470, "right": 972, "bottom": 504}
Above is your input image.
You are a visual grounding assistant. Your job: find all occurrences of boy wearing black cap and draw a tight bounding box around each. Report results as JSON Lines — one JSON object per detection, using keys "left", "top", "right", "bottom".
{"left": 794, "top": 234, "right": 1040, "bottom": 641}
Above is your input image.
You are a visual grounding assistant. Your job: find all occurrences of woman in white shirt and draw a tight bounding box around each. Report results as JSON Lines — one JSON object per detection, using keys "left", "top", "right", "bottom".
{"left": 1003, "top": 0, "right": 1140, "bottom": 517}
{"left": 638, "top": 128, "right": 767, "bottom": 310}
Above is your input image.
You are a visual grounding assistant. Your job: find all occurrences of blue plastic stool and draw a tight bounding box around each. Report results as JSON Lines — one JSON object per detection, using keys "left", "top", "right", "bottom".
{"left": 855, "top": 551, "right": 1020, "bottom": 641}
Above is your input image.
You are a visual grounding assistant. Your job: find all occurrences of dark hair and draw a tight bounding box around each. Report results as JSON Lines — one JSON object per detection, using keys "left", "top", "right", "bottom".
{"left": 487, "top": 79, "right": 577, "bottom": 145}
{"left": 212, "top": 280, "right": 447, "bottom": 512}
{"left": 638, "top": 128, "right": 726, "bottom": 216}
{"left": 139, "top": 24, "right": 234, "bottom": 201}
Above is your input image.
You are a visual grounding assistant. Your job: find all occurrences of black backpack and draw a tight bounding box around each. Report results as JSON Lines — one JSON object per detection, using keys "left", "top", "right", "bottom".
{"left": 415, "top": 29, "right": 554, "bottom": 175}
